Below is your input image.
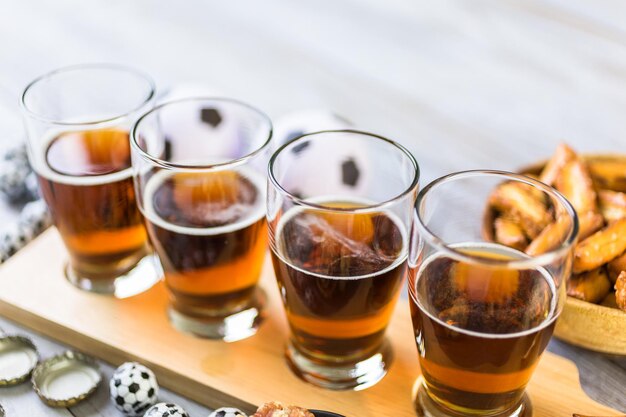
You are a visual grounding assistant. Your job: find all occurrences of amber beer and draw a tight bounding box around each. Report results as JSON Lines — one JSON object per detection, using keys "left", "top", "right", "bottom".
{"left": 271, "top": 202, "right": 407, "bottom": 363}
{"left": 141, "top": 169, "right": 267, "bottom": 317}
{"left": 409, "top": 244, "right": 557, "bottom": 414}
{"left": 36, "top": 129, "right": 150, "bottom": 281}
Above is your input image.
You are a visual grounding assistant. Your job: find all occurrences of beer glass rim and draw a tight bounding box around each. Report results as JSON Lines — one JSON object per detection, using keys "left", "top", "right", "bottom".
{"left": 130, "top": 96, "right": 273, "bottom": 171}
{"left": 20, "top": 63, "right": 156, "bottom": 126}
{"left": 268, "top": 129, "right": 420, "bottom": 212}
{"left": 415, "top": 169, "right": 579, "bottom": 269}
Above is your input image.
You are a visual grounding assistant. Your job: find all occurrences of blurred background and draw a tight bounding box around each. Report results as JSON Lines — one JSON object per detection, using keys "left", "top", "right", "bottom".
{"left": 2, "top": 0, "right": 626, "bottom": 182}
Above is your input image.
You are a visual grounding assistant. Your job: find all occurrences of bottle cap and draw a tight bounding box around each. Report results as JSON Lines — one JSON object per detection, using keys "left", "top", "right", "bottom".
{"left": 31, "top": 350, "right": 101, "bottom": 407}
{"left": 0, "top": 335, "right": 39, "bottom": 386}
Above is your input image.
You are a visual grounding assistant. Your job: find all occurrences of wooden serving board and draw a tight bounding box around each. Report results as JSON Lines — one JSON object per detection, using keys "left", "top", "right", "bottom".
{"left": 0, "top": 229, "right": 620, "bottom": 417}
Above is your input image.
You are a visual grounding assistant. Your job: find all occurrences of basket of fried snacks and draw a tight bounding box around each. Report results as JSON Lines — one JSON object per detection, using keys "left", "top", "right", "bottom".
{"left": 484, "top": 143, "right": 626, "bottom": 354}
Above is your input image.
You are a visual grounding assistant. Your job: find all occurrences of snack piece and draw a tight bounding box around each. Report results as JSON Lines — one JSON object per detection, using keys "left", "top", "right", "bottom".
{"left": 489, "top": 182, "right": 551, "bottom": 239}
{"left": 494, "top": 217, "right": 527, "bottom": 251}
{"left": 252, "top": 401, "right": 314, "bottom": 417}
{"left": 553, "top": 158, "right": 606, "bottom": 239}
{"left": 588, "top": 156, "right": 626, "bottom": 192}
{"left": 539, "top": 143, "right": 577, "bottom": 186}
{"left": 489, "top": 144, "right": 626, "bottom": 310}
{"left": 607, "top": 252, "right": 626, "bottom": 284}
{"left": 567, "top": 268, "right": 611, "bottom": 303}
{"left": 525, "top": 215, "right": 571, "bottom": 256}
{"left": 577, "top": 211, "right": 605, "bottom": 241}
{"left": 518, "top": 180, "right": 547, "bottom": 204}
{"left": 573, "top": 219, "right": 626, "bottom": 273}
{"left": 555, "top": 159, "right": 599, "bottom": 214}
{"left": 144, "top": 403, "right": 189, "bottom": 417}
{"left": 209, "top": 407, "right": 247, "bottom": 417}
{"left": 598, "top": 190, "right": 626, "bottom": 223}
{"left": 110, "top": 362, "right": 159, "bottom": 416}
{"left": 615, "top": 271, "right": 626, "bottom": 311}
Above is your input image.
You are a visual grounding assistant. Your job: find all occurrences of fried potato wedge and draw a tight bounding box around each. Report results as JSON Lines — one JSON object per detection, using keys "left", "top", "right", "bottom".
{"left": 598, "top": 190, "right": 626, "bottom": 223}
{"left": 588, "top": 157, "right": 626, "bottom": 193}
{"left": 539, "top": 143, "right": 577, "bottom": 186}
{"left": 556, "top": 159, "right": 599, "bottom": 214}
{"left": 607, "top": 252, "right": 626, "bottom": 284}
{"left": 494, "top": 217, "right": 527, "bottom": 251}
{"left": 578, "top": 211, "right": 605, "bottom": 240}
{"left": 573, "top": 219, "right": 626, "bottom": 273}
{"left": 489, "top": 182, "right": 551, "bottom": 239}
{"left": 615, "top": 271, "right": 626, "bottom": 311}
{"left": 525, "top": 215, "right": 571, "bottom": 256}
{"left": 518, "top": 180, "right": 547, "bottom": 204}
{"left": 567, "top": 268, "right": 611, "bottom": 303}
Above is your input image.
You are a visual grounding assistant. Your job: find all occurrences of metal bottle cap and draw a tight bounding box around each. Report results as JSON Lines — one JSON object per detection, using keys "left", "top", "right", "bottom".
{"left": 0, "top": 335, "right": 39, "bottom": 386}
{"left": 31, "top": 351, "right": 101, "bottom": 407}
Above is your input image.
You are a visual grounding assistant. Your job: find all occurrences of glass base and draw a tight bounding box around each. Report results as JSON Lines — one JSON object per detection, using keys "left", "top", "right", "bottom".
{"left": 413, "top": 377, "right": 532, "bottom": 417}
{"left": 285, "top": 339, "right": 392, "bottom": 391}
{"left": 167, "top": 288, "right": 265, "bottom": 342}
{"left": 65, "top": 254, "right": 161, "bottom": 299}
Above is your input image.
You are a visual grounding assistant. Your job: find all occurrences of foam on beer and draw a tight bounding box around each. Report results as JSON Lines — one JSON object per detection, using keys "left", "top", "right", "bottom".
{"left": 411, "top": 242, "right": 558, "bottom": 339}
{"left": 271, "top": 196, "right": 408, "bottom": 281}
{"left": 141, "top": 167, "right": 266, "bottom": 236}
{"left": 33, "top": 128, "right": 134, "bottom": 186}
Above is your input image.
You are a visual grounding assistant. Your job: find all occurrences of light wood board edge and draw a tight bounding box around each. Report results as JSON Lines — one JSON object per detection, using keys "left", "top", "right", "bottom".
{"left": 0, "top": 229, "right": 621, "bottom": 416}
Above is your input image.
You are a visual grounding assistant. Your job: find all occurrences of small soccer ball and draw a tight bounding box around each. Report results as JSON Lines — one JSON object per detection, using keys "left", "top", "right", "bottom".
{"left": 209, "top": 407, "right": 248, "bottom": 417}
{"left": 110, "top": 362, "right": 159, "bottom": 416}
{"left": 144, "top": 402, "right": 189, "bottom": 417}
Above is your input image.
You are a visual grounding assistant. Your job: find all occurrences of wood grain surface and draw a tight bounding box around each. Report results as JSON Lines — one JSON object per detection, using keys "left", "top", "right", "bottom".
{"left": 0, "top": 229, "right": 621, "bottom": 417}
{"left": 0, "top": 0, "right": 625, "bottom": 415}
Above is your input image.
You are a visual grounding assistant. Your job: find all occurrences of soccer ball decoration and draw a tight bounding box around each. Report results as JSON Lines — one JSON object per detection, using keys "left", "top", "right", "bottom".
{"left": 153, "top": 97, "right": 243, "bottom": 166}
{"left": 209, "top": 407, "right": 248, "bottom": 417}
{"left": 110, "top": 362, "right": 159, "bottom": 416}
{"left": 0, "top": 200, "right": 51, "bottom": 263}
{"left": 144, "top": 403, "right": 189, "bottom": 417}
{"left": 272, "top": 109, "right": 353, "bottom": 148}
{"left": 0, "top": 144, "right": 34, "bottom": 202}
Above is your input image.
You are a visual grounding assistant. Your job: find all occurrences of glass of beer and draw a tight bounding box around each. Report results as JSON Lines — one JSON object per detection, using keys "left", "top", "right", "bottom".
{"left": 267, "top": 130, "right": 420, "bottom": 390}
{"left": 131, "top": 97, "right": 272, "bottom": 341}
{"left": 21, "top": 64, "right": 160, "bottom": 297}
{"left": 408, "top": 171, "right": 578, "bottom": 417}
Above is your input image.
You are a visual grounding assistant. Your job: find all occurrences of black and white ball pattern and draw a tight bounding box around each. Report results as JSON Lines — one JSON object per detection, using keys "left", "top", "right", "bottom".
{"left": 273, "top": 110, "right": 353, "bottom": 147}
{"left": 0, "top": 142, "right": 50, "bottom": 264}
{"left": 144, "top": 402, "right": 189, "bottom": 417}
{"left": 0, "top": 200, "right": 51, "bottom": 263}
{"left": 209, "top": 407, "right": 247, "bottom": 417}
{"left": 19, "top": 199, "right": 51, "bottom": 235}
{"left": 0, "top": 144, "right": 37, "bottom": 202}
{"left": 24, "top": 172, "right": 41, "bottom": 199}
{"left": 110, "top": 362, "right": 159, "bottom": 416}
